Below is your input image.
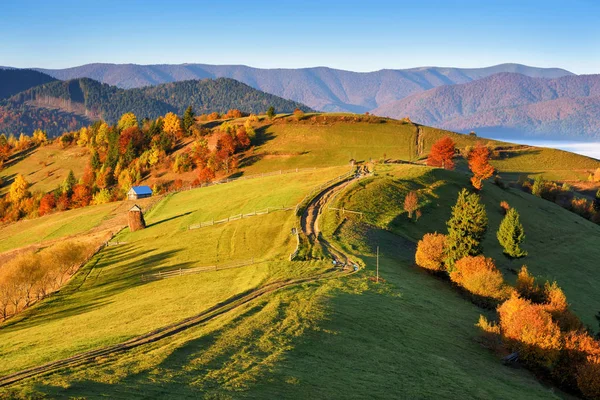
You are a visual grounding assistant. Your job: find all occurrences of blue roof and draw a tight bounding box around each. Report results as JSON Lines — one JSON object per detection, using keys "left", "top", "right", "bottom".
{"left": 130, "top": 186, "right": 153, "bottom": 195}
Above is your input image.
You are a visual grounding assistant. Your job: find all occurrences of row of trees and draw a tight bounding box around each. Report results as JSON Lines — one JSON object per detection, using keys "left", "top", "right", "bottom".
{"left": 521, "top": 175, "right": 600, "bottom": 224}
{"left": 0, "top": 105, "right": 269, "bottom": 223}
{"left": 427, "top": 135, "right": 600, "bottom": 227}
{"left": 0, "top": 241, "right": 92, "bottom": 321}
{"left": 414, "top": 188, "right": 600, "bottom": 399}
{"left": 427, "top": 136, "right": 496, "bottom": 191}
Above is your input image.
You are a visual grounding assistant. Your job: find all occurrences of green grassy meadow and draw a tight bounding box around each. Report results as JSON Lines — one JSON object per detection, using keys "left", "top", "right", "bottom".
{"left": 0, "top": 167, "right": 344, "bottom": 378}
{"left": 325, "top": 164, "right": 600, "bottom": 328}
{"left": 0, "top": 143, "right": 89, "bottom": 195}
{"left": 0, "top": 201, "right": 118, "bottom": 254}
{"left": 1, "top": 115, "right": 599, "bottom": 398}
{"left": 6, "top": 165, "right": 568, "bottom": 399}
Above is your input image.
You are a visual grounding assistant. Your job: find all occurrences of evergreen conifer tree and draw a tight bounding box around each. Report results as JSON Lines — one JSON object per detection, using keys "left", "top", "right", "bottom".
{"left": 444, "top": 188, "right": 488, "bottom": 268}
{"left": 182, "top": 106, "right": 195, "bottom": 134}
{"left": 62, "top": 170, "right": 77, "bottom": 195}
{"left": 497, "top": 208, "right": 527, "bottom": 258}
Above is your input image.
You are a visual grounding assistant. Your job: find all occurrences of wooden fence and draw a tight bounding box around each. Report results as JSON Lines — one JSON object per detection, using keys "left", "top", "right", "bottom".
{"left": 142, "top": 258, "right": 256, "bottom": 281}
{"left": 188, "top": 206, "right": 294, "bottom": 230}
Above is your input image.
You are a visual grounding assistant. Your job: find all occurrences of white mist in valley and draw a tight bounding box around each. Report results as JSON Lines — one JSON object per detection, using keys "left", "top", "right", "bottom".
{"left": 487, "top": 137, "right": 600, "bottom": 160}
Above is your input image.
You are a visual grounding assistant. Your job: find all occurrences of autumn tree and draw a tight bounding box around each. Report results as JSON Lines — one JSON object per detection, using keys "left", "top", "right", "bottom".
{"left": 515, "top": 266, "right": 544, "bottom": 303}
{"left": 450, "top": 255, "right": 508, "bottom": 301}
{"left": 594, "top": 189, "right": 600, "bottom": 212}
{"left": 92, "top": 188, "right": 111, "bottom": 205}
{"left": 293, "top": 108, "right": 304, "bottom": 120}
{"left": 71, "top": 184, "right": 92, "bottom": 208}
{"left": 38, "top": 193, "right": 56, "bottom": 216}
{"left": 415, "top": 233, "right": 446, "bottom": 272}
{"left": 443, "top": 189, "right": 488, "bottom": 268}
{"left": 468, "top": 143, "right": 495, "bottom": 190}
{"left": 9, "top": 174, "right": 29, "bottom": 203}
{"left": 404, "top": 191, "right": 419, "bottom": 219}
{"left": 497, "top": 208, "right": 527, "bottom": 258}
{"left": 427, "top": 136, "right": 456, "bottom": 170}
{"left": 117, "top": 112, "right": 138, "bottom": 130}
{"left": 163, "top": 112, "right": 182, "bottom": 137}
{"left": 497, "top": 294, "right": 562, "bottom": 368}
{"left": 197, "top": 166, "right": 216, "bottom": 184}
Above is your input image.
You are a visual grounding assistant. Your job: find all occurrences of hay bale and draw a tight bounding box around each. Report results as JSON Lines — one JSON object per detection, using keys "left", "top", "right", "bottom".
{"left": 128, "top": 205, "right": 146, "bottom": 232}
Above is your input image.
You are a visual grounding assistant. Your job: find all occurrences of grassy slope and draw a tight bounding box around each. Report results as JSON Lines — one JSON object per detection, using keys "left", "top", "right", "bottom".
{"left": 329, "top": 164, "right": 600, "bottom": 328}
{"left": 1, "top": 116, "right": 599, "bottom": 398}
{"left": 8, "top": 166, "right": 564, "bottom": 399}
{"left": 239, "top": 119, "right": 418, "bottom": 174}
{"left": 0, "top": 202, "right": 116, "bottom": 253}
{"left": 0, "top": 143, "right": 89, "bottom": 195}
{"left": 0, "top": 167, "right": 345, "bottom": 377}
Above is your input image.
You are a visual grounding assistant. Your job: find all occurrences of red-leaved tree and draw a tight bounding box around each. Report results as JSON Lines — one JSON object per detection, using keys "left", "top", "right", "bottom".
{"left": 427, "top": 136, "right": 456, "bottom": 170}
{"left": 468, "top": 143, "right": 495, "bottom": 190}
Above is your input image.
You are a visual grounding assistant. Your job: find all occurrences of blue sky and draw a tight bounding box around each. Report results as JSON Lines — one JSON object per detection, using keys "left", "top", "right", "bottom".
{"left": 1, "top": 0, "right": 599, "bottom": 73}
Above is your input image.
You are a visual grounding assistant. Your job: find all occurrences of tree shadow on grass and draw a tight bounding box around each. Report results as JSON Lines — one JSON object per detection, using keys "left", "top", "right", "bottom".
{"left": 147, "top": 211, "right": 192, "bottom": 228}
{"left": 1, "top": 245, "right": 194, "bottom": 331}
{"left": 37, "top": 300, "right": 271, "bottom": 398}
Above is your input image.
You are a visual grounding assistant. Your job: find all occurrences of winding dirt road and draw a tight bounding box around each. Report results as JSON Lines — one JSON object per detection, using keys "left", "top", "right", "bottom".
{"left": 301, "top": 177, "right": 357, "bottom": 264}
{"left": 0, "top": 176, "right": 359, "bottom": 388}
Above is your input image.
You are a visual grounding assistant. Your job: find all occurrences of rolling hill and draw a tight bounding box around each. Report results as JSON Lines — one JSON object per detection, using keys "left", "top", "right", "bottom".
{"left": 0, "top": 68, "right": 57, "bottom": 100}
{"left": 1, "top": 115, "right": 599, "bottom": 398}
{"left": 0, "top": 77, "right": 311, "bottom": 136}
{"left": 373, "top": 73, "right": 600, "bottom": 139}
{"left": 32, "top": 63, "right": 573, "bottom": 113}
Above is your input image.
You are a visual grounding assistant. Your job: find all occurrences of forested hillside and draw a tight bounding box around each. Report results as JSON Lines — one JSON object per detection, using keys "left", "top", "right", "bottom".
{"left": 373, "top": 73, "right": 600, "bottom": 139}
{"left": 0, "top": 69, "right": 56, "bottom": 100}
{"left": 34, "top": 63, "right": 573, "bottom": 112}
{"left": 0, "top": 78, "right": 312, "bottom": 136}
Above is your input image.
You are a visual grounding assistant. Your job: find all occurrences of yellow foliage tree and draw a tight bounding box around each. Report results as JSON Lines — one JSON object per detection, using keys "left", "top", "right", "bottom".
{"left": 117, "top": 112, "right": 138, "bottom": 130}
{"left": 32, "top": 129, "right": 47, "bottom": 145}
{"left": 163, "top": 112, "right": 182, "bottom": 136}
{"left": 9, "top": 174, "right": 30, "bottom": 203}
{"left": 77, "top": 127, "right": 89, "bottom": 147}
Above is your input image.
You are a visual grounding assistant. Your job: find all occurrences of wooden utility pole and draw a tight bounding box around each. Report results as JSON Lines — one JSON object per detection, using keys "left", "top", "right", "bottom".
{"left": 376, "top": 246, "right": 380, "bottom": 283}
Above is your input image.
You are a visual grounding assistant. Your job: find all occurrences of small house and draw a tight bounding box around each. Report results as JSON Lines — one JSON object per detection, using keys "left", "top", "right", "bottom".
{"left": 128, "top": 186, "right": 153, "bottom": 200}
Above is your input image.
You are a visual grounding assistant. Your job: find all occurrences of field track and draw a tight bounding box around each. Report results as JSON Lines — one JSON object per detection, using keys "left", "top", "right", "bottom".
{"left": 0, "top": 176, "right": 360, "bottom": 388}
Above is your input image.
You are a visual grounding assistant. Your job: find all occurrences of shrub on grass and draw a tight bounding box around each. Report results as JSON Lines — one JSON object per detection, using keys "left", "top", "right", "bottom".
{"left": 450, "top": 255, "right": 509, "bottom": 302}
{"left": 415, "top": 233, "right": 446, "bottom": 272}
{"left": 497, "top": 294, "right": 562, "bottom": 368}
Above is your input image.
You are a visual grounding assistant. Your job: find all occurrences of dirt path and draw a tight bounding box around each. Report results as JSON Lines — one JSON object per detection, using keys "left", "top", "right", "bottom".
{"left": 301, "top": 177, "right": 357, "bottom": 264}
{"left": 0, "top": 179, "right": 361, "bottom": 388}
{"left": 0, "top": 268, "right": 355, "bottom": 388}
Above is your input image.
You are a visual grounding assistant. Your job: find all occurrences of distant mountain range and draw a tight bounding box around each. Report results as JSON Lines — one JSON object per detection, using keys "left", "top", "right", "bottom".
{"left": 0, "top": 72, "right": 311, "bottom": 136}
{"left": 373, "top": 73, "right": 600, "bottom": 139}
{"left": 34, "top": 63, "right": 573, "bottom": 113}
{"left": 5, "top": 63, "right": 600, "bottom": 139}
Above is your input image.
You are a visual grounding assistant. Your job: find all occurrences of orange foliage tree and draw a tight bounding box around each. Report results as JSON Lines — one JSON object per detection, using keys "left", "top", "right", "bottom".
{"left": 450, "top": 255, "right": 509, "bottom": 301}
{"left": 404, "top": 191, "right": 419, "bottom": 219}
{"left": 468, "top": 143, "right": 495, "bottom": 190}
{"left": 427, "top": 136, "right": 456, "bottom": 170}
{"left": 38, "top": 193, "right": 56, "bottom": 216}
{"left": 497, "top": 294, "right": 562, "bottom": 368}
{"left": 415, "top": 233, "right": 446, "bottom": 272}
